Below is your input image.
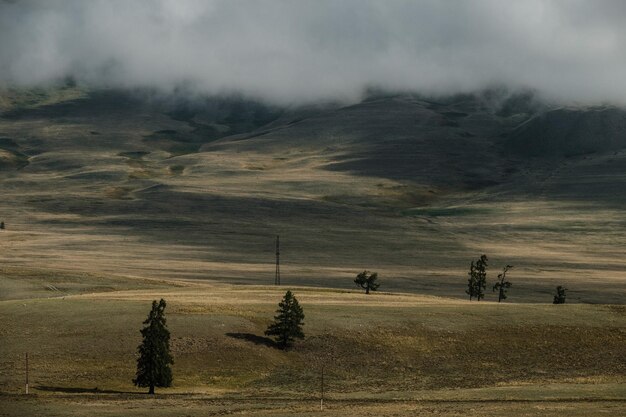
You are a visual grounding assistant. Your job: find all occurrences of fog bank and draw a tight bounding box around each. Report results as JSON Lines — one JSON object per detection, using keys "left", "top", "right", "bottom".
{"left": 1, "top": 0, "right": 625, "bottom": 105}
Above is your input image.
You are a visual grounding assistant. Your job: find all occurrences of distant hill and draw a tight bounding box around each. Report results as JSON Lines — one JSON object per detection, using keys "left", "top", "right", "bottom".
{"left": 0, "top": 87, "right": 625, "bottom": 303}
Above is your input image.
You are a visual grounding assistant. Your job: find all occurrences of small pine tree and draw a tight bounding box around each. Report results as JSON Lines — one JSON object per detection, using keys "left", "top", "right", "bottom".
{"left": 553, "top": 286, "right": 567, "bottom": 304}
{"left": 493, "top": 265, "right": 513, "bottom": 302}
{"left": 354, "top": 270, "right": 380, "bottom": 294}
{"left": 0, "top": 221, "right": 4, "bottom": 230}
{"left": 265, "top": 290, "right": 305, "bottom": 349}
{"left": 466, "top": 255, "right": 488, "bottom": 301}
{"left": 133, "top": 299, "right": 173, "bottom": 394}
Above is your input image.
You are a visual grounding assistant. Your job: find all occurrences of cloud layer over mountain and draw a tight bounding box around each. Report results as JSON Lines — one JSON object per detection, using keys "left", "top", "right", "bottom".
{"left": 1, "top": 0, "right": 625, "bottom": 104}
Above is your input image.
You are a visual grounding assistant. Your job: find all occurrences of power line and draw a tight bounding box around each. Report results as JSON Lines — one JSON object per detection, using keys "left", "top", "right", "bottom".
{"left": 274, "top": 235, "right": 280, "bottom": 286}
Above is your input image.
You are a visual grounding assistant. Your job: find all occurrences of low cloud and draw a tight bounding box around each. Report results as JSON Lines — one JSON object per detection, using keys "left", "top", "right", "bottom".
{"left": 1, "top": 0, "right": 626, "bottom": 105}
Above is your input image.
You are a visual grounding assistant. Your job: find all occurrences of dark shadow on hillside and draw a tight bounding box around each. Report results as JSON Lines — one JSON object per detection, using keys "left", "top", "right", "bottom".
{"left": 34, "top": 385, "right": 140, "bottom": 394}
{"left": 226, "top": 332, "right": 276, "bottom": 348}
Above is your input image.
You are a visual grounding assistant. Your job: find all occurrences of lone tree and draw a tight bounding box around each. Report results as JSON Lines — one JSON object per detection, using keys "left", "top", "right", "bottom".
{"left": 466, "top": 255, "right": 488, "bottom": 301}
{"left": 265, "top": 290, "right": 305, "bottom": 349}
{"left": 0, "top": 221, "right": 4, "bottom": 230}
{"left": 133, "top": 299, "right": 173, "bottom": 394}
{"left": 493, "top": 265, "right": 513, "bottom": 302}
{"left": 354, "top": 270, "right": 380, "bottom": 294}
{"left": 553, "top": 286, "right": 567, "bottom": 304}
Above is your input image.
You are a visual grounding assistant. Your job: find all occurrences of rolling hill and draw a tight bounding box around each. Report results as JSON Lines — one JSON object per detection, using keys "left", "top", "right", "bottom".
{"left": 0, "top": 86, "right": 625, "bottom": 303}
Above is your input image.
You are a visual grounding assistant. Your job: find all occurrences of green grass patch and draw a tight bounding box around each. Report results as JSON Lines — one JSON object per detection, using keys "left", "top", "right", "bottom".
{"left": 118, "top": 151, "right": 149, "bottom": 160}
{"left": 169, "top": 165, "right": 186, "bottom": 175}
{"left": 0, "top": 86, "right": 87, "bottom": 113}
{"left": 402, "top": 206, "right": 495, "bottom": 217}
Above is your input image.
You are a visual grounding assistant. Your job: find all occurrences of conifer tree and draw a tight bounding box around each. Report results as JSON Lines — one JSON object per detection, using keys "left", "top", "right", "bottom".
{"left": 133, "top": 299, "right": 173, "bottom": 394}
{"left": 265, "top": 290, "right": 305, "bottom": 349}
{"left": 466, "top": 255, "right": 488, "bottom": 301}
{"left": 493, "top": 264, "right": 513, "bottom": 302}
{"left": 553, "top": 286, "right": 567, "bottom": 304}
{"left": 354, "top": 270, "right": 380, "bottom": 294}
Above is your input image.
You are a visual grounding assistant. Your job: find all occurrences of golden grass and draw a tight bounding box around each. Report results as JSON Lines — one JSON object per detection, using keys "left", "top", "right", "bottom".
{"left": 1, "top": 87, "right": 625, "bottom": 415}
{"left": 1, "top": 277, "right": 624, "bottom": 395}
{"left": 0, "top": 106, "right": 625, "bottom": 303}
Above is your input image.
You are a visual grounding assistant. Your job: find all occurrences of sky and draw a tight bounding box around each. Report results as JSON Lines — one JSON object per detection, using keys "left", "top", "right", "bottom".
{"left": 1, "top": 0, "right": 625, "bottom": 105}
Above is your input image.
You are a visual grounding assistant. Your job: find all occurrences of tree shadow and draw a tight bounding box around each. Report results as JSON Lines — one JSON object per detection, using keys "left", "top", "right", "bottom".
{"left": 225, "top": 332, "right": 277, "bottom": 348}
{"left": 34, "top": 385, "right": 140, "bottom": 394}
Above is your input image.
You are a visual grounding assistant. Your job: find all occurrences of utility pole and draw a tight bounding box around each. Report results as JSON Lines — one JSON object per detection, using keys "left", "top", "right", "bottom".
{"left": 274, "top": 235, "right": 280, "bottom": 286}
{"left": 25, "top": 352, "right": 29, "bottom": 394}
{"left": 320, "top": 364, "right": 324, "bottom": 411}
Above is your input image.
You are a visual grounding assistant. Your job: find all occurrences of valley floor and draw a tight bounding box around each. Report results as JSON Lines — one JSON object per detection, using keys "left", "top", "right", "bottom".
{"left": 2, "top": 393, "right": 626, "bottom": 417}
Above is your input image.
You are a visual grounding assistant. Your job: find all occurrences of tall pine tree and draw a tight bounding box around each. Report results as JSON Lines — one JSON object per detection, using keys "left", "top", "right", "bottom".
{"left": 265, "top": 290, "right": 305, "bottom": 349}
{"left": 553, "top": 286, "right": 567, "bottom": 304}
{"left": 466, "top": 255, "right": 488, "bottom": 301}
{"left": 133, "top": 299, "right": 173, "bottom": 394}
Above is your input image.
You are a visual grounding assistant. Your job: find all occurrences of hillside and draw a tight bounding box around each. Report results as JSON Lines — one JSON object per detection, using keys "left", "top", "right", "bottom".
{"left": 0, "top": 87, "right": 625, "bottom": 302}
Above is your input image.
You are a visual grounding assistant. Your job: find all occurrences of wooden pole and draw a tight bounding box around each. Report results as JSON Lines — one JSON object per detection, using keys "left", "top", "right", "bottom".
{"left": 320, "top": 364, "right": 324, "bottom": 410}
{"left": 25, "top": 352, "right": 29, "bottom": 394}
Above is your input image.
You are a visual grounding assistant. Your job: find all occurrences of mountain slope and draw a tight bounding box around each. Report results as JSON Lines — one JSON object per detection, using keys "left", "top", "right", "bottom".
{"left": 507, "top": 106, "right": 626, "bottom": 158}
{"left": 0, "top": 88, "right": 625, "bottom": 303}
{"left": 206, "top": 95, "right": 510, "bottom": 189}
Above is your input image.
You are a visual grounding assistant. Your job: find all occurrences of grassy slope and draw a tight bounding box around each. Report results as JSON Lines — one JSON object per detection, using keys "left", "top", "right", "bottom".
{"left": 0, "top": 274, "right": 624, "bottom": 415}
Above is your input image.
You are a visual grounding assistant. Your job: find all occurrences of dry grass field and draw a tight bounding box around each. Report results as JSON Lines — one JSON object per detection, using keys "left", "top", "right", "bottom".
{"left": 0, "top": 88, "right": 625, "bottom": 415}
{"left": 0, "top": 272, "right": 625, "bottom": 416}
